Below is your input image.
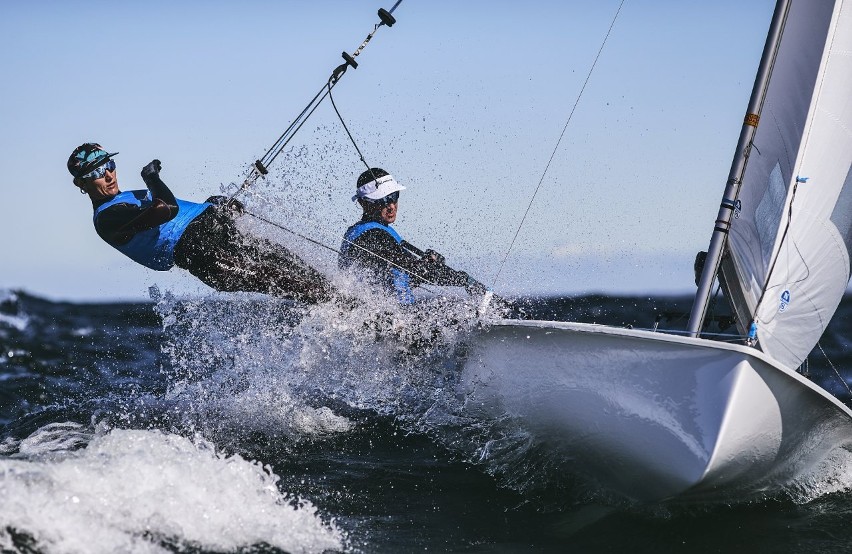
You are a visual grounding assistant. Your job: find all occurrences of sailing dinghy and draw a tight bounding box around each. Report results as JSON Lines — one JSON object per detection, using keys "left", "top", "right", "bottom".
{"left": 461, "top": 0, "right": 852, "bottom": 502}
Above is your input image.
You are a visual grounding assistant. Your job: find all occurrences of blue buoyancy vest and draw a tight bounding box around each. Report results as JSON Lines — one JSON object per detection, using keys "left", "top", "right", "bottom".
{"left": 93, "top": 190, "right": 211, "bottom": 271}
{"left": 340, "top": 221, "right": 415, "bottom": 304}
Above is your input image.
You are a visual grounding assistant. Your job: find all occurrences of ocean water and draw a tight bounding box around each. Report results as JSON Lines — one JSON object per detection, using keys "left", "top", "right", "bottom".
{"left": 3, "top": 288, "right": 852, "bottom": 553}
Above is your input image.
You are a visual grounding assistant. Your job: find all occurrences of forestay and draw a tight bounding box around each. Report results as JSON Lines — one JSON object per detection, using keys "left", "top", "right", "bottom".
{"left": 722, "top": 0, "right": 852, "bottom": 369}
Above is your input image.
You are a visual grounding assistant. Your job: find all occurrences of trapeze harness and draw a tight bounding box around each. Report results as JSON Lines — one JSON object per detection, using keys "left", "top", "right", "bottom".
{"left": 93, "top": 190, "right": 211, "bottom": 270}
{"left": 340, "top": 221, "right": 415, "bottom": 304}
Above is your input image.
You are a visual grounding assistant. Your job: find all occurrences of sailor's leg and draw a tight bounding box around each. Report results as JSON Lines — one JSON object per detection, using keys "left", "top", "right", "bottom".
{"left": 223, "top": 231, "right": 335, "bottom": 303}
{"left": 174, "top": 210, "right": 335, "bottom": 303}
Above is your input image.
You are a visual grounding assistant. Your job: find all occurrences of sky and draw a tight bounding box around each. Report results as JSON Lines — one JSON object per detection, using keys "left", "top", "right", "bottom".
{"left": 1, "top": 0, "right": 777, "bottom": 302}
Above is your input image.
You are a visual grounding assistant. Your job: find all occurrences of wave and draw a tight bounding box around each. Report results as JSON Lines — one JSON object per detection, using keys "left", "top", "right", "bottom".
{"left": 0, "top": 290, "right": 28, "bottom": 332}
{"left": 6, "top": 287, "right": 852, "bottom": 512}
{"left": 148, "top": 287, "right": 852, "bottom": 510}
{"left": 0, "top": 422, "right": 343, "bottom": 554}
{"left": 148, "top": 290, "right": 617, "bottom": 509}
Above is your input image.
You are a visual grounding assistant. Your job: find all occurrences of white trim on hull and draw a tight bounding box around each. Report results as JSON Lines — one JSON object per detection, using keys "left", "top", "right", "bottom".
{"left": 460, "top": 319, "right": 852, "bottom": 502}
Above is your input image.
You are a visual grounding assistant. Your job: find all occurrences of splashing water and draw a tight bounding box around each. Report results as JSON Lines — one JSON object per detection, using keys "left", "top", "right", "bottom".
{"left": 149, "top": 286, "right": 591, "bottom": 508}
{"left": 0, "top": 290, "right": 28, "bottom": 332}
{"left": 0, "top": 423, "right": 344, "bottom": 554}
{"left": 144, "top": 280, "right": 852, "bottom": 514}
{"left": 153, "top": 289, "right": 483, "bottom": 431}
{"left": 7, "top": 290, "right": 852, "bottom": 551}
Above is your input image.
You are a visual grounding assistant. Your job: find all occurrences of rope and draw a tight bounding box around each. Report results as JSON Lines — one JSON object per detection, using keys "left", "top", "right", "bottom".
{"left": 817, "top": 342, "right": 852, "bottom": 398}
{"left": 329, "top": 84, "right": 372, "bottom": 172}
{"left": 225, "top": 2, "right": 404, "bottom": 206}
{"left": 242, "top": 209, "right": 444, "bottom": 289}
{"left": 352, "top": 0, "right": 402, "bottom": 59}
{"left": 244, "top": 210, "right": 339, "bottom": 254}
{"left": 260, "top": 85, "right": 335, "bottom": 171}
{"left": 226, "top": 81, "right": 336, "bottom": 207}
{"left": 489, "top": 0, "right": 626, "bottom": 289}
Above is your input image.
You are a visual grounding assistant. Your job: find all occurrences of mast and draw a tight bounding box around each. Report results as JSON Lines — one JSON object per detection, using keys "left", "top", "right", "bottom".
{"left": 686, "top": 0, "right": 792, "bottom": 338}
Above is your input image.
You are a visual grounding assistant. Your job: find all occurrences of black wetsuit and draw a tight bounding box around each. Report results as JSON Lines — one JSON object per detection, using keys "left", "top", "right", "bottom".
{"left": 93, "top": 172, "right": 333, "bottom": 303}
{"left": 339, "top": 216, "right": 474, "bottom": 302}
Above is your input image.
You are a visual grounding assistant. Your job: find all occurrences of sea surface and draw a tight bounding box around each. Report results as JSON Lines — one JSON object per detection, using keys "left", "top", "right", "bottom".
{"left": 3, "top": 288, "right": 852, "bottom": 553}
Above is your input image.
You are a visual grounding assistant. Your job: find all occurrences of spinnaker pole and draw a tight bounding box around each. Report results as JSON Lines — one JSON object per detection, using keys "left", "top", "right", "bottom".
{"left": 686, "top": 0, "right": 791, "bottom": 338}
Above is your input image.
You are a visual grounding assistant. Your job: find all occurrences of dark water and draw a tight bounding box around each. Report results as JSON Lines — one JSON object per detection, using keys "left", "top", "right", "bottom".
{"left": 2, "top": 288, "right": 852, "bottom": 553}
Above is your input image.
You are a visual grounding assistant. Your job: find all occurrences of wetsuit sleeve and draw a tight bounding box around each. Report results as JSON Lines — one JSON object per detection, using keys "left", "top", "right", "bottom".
{"left": 350, "top": 229, "right": 474, "bottom": 288}
{"left": 416, "top": 261, "right": 476, "bottom": 288}
{"left": 141, "top": 170, "right": 178, "bottom": 209}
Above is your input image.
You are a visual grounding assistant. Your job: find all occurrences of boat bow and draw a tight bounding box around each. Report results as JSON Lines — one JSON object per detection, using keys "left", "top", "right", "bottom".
{"left": 460, "top": 319, "right": 852, "bottom": 501}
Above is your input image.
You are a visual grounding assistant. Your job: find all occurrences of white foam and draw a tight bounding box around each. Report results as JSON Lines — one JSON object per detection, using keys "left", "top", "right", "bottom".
{"left": 179, "top": 379, "right": 355, "bottom": 439}
{"left": 0, "top": 313, "right": 28, "bottom": 331}
{"left": 784, "top": 444, "right": 852, "bottom": 503}
{"left": 154, "top": 292, "right": 483, "bottom": 442}
{"left": 0, "top": 289, "right": 27, "bottom": 331}
{"left": 0, "top": 427, "right": 343, "bottom": 554}
{"left": 16, "top": 422, "right": 94, "bottom": 457}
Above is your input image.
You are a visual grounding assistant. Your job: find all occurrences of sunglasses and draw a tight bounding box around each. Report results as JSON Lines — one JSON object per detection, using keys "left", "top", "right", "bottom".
{"left": 371, "top": 191, "right": 399, "bottom": 205}
{"left": 80, "top": 159, "right": 116, "bottom": 181}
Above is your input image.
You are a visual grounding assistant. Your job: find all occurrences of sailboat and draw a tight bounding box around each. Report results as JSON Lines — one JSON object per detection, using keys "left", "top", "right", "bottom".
{"left": 460, "top": 0, "right": 852, "bottom": 502}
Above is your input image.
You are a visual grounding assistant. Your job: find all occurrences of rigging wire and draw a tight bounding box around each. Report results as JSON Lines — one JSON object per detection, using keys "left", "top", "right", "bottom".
{"left": 225, "top": 2, "right": 403, "bottom": 206}
{"left": 216, "top": 1, "right": 473, "bottom": 296}
{"left": 489, "top": 0, "right": 626, "bottom": 290}
{"left": 329, "top": 85, "right": 373, "bottom": 172}
{"left": 196, "top": 2, "right": 489, "bottom": 300}
{"left": 817, "top": 342, "right": 852, "bottom": 398}
{"left": 242, "top": 209, "right": 446, "bottom": 290}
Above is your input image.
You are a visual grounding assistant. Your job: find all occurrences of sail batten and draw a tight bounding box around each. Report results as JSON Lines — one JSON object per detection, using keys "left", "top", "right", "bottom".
{"left": 722, "top": 0, "right": 852, "bottom": 369}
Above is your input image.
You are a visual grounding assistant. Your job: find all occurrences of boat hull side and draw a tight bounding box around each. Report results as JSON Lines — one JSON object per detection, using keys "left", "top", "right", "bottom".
{"left": 460, "top": 320, "right": 852, "bottom": 502}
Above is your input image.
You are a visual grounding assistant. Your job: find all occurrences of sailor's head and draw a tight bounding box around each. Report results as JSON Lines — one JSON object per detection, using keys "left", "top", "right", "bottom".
{"left": 68, "top": 143, "right": 120, "bottom": 200}
{"left": 353, "top": 167, "right": 406, "bottom": 225}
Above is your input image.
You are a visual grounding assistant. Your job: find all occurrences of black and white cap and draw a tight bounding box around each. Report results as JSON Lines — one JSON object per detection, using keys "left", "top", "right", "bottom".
{"left": 352, "top": 167, "right": 406, "bottom": 202}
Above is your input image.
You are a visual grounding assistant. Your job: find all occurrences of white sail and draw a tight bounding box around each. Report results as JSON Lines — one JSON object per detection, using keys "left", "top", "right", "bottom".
{"left": 723, "top": 0, "right": 852, "bottom": 369}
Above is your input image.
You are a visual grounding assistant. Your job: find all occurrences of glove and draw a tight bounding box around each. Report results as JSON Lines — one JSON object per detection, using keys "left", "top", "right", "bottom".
{"left": 424, "top": 249, "right": 445, "bottom": 266}
{"left": 141, "top": 159, "right": 162, "bottom": 180}
{"left": 205, "top": 195, "right": 245, "bottom": 214}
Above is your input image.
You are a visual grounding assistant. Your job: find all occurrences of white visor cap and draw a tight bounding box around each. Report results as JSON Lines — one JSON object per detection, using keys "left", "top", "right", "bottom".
{"left": 352, "top": 174, "right": 406, "bottom": 202}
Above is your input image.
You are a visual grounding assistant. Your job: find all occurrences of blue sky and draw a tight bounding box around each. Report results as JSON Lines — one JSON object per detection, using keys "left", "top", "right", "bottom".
{"left": 1, "top": 1, "right": 775, "bottom": 301}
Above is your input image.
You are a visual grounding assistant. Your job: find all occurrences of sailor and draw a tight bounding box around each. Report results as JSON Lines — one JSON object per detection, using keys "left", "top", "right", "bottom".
{"left": 339, "top": 168, "right": 484, "bottom": 304}
{"left": 68, "top": 143, "right": 334, "bottom": 303}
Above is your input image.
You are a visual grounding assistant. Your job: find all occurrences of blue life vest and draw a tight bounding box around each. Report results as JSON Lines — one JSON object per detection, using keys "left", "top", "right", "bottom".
{"left": 340, "top": 221, "right": 415, "bottom": 304}
{"left": 93, "top": 190, "right": 211, "bottom": 271}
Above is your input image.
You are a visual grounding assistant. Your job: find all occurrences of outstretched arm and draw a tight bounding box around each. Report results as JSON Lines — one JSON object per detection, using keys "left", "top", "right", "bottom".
{"left": 414, "top": 256, "right": 487, "bottom": 293}
{"left": 400, "top": 242, "right": 488, "bottom": 293}
{"left": 347, "top": 230, "right": 489, "bottom": 294}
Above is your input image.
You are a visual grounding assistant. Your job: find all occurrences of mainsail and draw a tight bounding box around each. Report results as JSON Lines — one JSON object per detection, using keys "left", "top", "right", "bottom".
{"left": 721, "top": 0, "right": 852, "bottom": 369}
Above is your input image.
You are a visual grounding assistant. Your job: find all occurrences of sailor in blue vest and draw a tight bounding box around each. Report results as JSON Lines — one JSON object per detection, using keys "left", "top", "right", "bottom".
{"left": 68, "top": 143, "right": 333, "bottom": 303}
{"left": 339, "top": 168, "right": 483, "bottom": 304}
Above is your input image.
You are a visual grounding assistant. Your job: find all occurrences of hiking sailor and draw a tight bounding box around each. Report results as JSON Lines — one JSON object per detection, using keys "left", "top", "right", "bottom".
{"left": 339, "top": 168, "right": 485, "bottom": 304}
{"left": 68, "top": 143, "right": 334, "bottom": 303}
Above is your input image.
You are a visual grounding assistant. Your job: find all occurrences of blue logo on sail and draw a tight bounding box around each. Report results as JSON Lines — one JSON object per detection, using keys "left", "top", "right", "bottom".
{"left": 779, "top": 290, "right": 791, "bottom": 312}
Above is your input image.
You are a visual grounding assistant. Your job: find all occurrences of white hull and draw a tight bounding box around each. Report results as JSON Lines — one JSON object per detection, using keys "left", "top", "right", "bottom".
{"left": 460, "top": 319, "right": 852, "bottom": 502}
